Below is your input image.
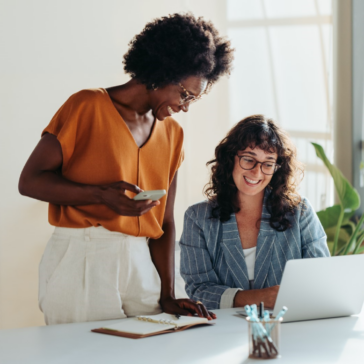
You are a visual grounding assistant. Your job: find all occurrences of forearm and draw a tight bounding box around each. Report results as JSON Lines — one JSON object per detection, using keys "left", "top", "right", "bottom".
{"left": 18, "top": 134, "right": 150, "bottom": 214}
{"left": 19, "top": 170, "right": 103, "bottom": 205}
{"left": 234, "top": 286, "right": 279, "bottom": 308}
{"left": 186, "top": 282, "right": 232, "bottom": 310}
{"left": 149, "top": 221, "right": 176, "bottom": 300}
{"left": 233, "top": 289, "right": 259, "bottom": 308}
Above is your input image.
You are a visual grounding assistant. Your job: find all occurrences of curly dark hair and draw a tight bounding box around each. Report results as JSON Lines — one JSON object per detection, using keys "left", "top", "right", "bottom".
{"left": 123, "top": 13, "right": 234, "bottom": 89}
{"left": 204, "top": 115, "right": 304, "bottom": 232}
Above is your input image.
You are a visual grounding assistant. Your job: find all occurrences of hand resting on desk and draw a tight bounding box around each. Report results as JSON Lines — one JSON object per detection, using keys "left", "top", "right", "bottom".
{"left": 161, "top": 296, "right": 216, "bottom": 320}
{"left": 233, "top": 285, "right": 279, "bottom": 309}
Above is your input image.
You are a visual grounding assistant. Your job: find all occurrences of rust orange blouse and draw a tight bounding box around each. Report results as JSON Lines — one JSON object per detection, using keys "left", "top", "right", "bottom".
{"left": 42, "top": 88, "right": 184, "bottom": 239}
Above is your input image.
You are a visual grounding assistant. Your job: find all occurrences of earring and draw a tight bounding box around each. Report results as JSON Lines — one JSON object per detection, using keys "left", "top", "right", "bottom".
{"left": 152, "top": 84, "right": 158, "bottom": 91}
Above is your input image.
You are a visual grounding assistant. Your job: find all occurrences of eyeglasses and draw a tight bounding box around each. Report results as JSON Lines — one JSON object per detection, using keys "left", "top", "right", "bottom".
{"left": 237, "top": 155, "right": 281, "bottom": 175}
{"left": 178, "top": 82, "right": 211, "bottom": 106}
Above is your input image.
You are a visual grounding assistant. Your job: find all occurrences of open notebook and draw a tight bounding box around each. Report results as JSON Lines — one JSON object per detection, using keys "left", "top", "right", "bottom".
{"left": 92, "top": 313, "right": 213, "bottom": 339}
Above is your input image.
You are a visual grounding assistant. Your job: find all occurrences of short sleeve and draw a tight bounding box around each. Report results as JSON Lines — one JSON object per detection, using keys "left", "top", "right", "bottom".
{"left": 41, "top": 90, "right": 92, "bottom": 167}
{"left": 166, "top": 117, "right": 184, "bottom": 175}
{"left": 176, "top": 147, "right": 185, "bottom": 170}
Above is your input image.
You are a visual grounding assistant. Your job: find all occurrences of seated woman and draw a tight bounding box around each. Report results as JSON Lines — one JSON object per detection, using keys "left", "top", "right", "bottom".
{"left": 179, "top": 115, "right": 330, "bottom": 310}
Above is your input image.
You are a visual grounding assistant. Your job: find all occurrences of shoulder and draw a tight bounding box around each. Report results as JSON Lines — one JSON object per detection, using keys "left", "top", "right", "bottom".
{"left": 65, "top": 88, "right": 105, "bottom": 108}
{"left": 289, "top": 195, "right": 317, "bottom": 225}
{"left": 295, "top": 196, "right": 314, "bottom": 214}
{"left": 161, "top": 116, "right": 184, "bottom": 136}
{"left": 185, "top": 200, "right": 215, "bottom": 221}
{"left": 266, "top": 188, "right": 313, "bottom": 217}
{"left": 63, "top": 88, "right": 106, "bottom": 111}
{"left": 156, "top": 117, "right": 184, "bottom": 156}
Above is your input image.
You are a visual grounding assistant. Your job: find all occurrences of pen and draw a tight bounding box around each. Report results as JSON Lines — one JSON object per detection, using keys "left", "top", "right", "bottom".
{"left": 251, "top": 304, "right": 258, "bottom": 317}
{"left": 263, "top": 310, "right": 270, "bottom": 322}
{"left": 274, "top": 306, "right": 288, "bottom": 321}
{"left": 263, "top": 310, "right": 272, "bottom": 335}
{"left": 268, "top": 306, "right": 288, "bottom": 334}
{"left": 259, "top": 302, "right": 264, "bottom": 320}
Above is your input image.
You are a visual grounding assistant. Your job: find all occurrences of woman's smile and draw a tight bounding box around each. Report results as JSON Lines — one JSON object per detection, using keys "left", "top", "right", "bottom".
{"left": 167, "top": 105, "right": 178, "bottom": 116}
{"left": 243, "top": 176, "right": 261, "bottom": 186}
{"left": 233, "top": 147, "right": 277, "bottom": 198}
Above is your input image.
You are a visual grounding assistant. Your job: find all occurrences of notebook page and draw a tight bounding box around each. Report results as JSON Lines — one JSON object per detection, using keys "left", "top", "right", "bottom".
{"left": 103, "top": 318, "right": 175, "bottom": 335}
{"left": 103, "top": 314, "right": 209, "bottom": 335}
{"left": 143, "top": 313, "right": 209, "bottom": 328}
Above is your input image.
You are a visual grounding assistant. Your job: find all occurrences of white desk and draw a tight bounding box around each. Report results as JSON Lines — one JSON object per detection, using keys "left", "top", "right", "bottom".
{"left": 1, "top": 308, "right": 364, "bottom": 364}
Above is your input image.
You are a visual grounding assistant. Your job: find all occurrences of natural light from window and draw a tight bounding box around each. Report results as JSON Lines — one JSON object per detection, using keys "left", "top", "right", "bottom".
{"left": 227, "top": 0, "right": 333, "bottom": 211}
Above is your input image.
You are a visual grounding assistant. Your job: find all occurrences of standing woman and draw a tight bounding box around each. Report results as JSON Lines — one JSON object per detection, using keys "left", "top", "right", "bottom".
{"left": 19, "top": 13, "right": 234, "bottom": 324}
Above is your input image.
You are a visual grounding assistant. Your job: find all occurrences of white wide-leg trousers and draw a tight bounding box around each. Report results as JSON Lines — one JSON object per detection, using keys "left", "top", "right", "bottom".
{"left": 39, "top": 226, "right": 162, "bottom": 325}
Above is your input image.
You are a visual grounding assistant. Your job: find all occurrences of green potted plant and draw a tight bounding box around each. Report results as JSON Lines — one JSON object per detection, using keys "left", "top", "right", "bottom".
{"left": 311, "top": 143, "right": 364, "bottom": 255}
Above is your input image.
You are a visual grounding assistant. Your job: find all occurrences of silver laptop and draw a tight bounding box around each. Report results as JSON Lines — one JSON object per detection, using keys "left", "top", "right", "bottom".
{"left": 238, "top": 255, "right": 364, "bottom": 322}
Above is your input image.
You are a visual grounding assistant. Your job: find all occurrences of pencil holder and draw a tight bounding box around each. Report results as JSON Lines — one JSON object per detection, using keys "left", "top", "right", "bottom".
{"left": 246, "top": 317, "right": 282, "bottom": 359}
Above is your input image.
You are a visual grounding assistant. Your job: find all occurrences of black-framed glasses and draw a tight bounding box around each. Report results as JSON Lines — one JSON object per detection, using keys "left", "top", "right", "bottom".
{"left": 178, "top": 82, "right": 211, "bottom": 106}
{"left": 237, "top": 155, "right": 281, "bottom": 175}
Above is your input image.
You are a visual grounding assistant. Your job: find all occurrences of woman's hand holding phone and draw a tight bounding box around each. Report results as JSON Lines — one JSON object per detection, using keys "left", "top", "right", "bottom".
{"left": 133, "top": 189, "right": 166, "bottom": 201}
{"left": 99, "top": 181, "right": 161, "bottom": 216}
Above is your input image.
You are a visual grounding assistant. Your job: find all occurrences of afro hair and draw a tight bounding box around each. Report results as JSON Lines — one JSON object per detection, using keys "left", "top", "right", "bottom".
{"left": 123, "top": 13, "right": 234, "bottom": 89}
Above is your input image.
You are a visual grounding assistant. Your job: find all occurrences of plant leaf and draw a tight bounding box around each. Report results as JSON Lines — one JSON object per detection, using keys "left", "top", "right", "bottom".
{"left": 355, "top": 245, "right": 364, "bottom": 254}
{"left": 341, "top": 221, "right": 357, "bottom": 236}
{"left": 325, "top": 226, "right": 351, "bottom": 243}
{"left": 311, "top": 143, "right": 360, "bottom": 212}
{"left": 353, "top": 233, "right": 364, "bottom": 254}
{"left": 317, "top": 204, "right": 354, "bottom": 229}
{"left": 325, "top": 226, "right": 352, "bottom": 255}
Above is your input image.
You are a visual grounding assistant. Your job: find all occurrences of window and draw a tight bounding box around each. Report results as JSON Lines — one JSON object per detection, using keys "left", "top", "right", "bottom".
{"left": 227, "top": 0, "right": 334, "bottom": 211}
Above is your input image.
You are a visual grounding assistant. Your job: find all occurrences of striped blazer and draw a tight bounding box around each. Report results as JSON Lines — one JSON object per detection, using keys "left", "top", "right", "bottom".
{"left": 179, "top": 189, "right": 330, "bottom": 310}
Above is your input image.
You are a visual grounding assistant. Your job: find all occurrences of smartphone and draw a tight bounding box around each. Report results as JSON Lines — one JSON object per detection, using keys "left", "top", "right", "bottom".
{"left": 133, "top": 189, "right": 167, "bottom": 201}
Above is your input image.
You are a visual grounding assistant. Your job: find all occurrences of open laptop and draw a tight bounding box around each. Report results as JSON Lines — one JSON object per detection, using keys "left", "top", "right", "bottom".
{"left": 237, "top": 255, "right": 364, "bottom": 322}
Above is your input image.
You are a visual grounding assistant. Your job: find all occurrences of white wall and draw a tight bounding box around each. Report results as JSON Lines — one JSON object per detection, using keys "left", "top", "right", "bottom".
{"left": 0, "top": 0, "right": 231, "bottom": 329}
